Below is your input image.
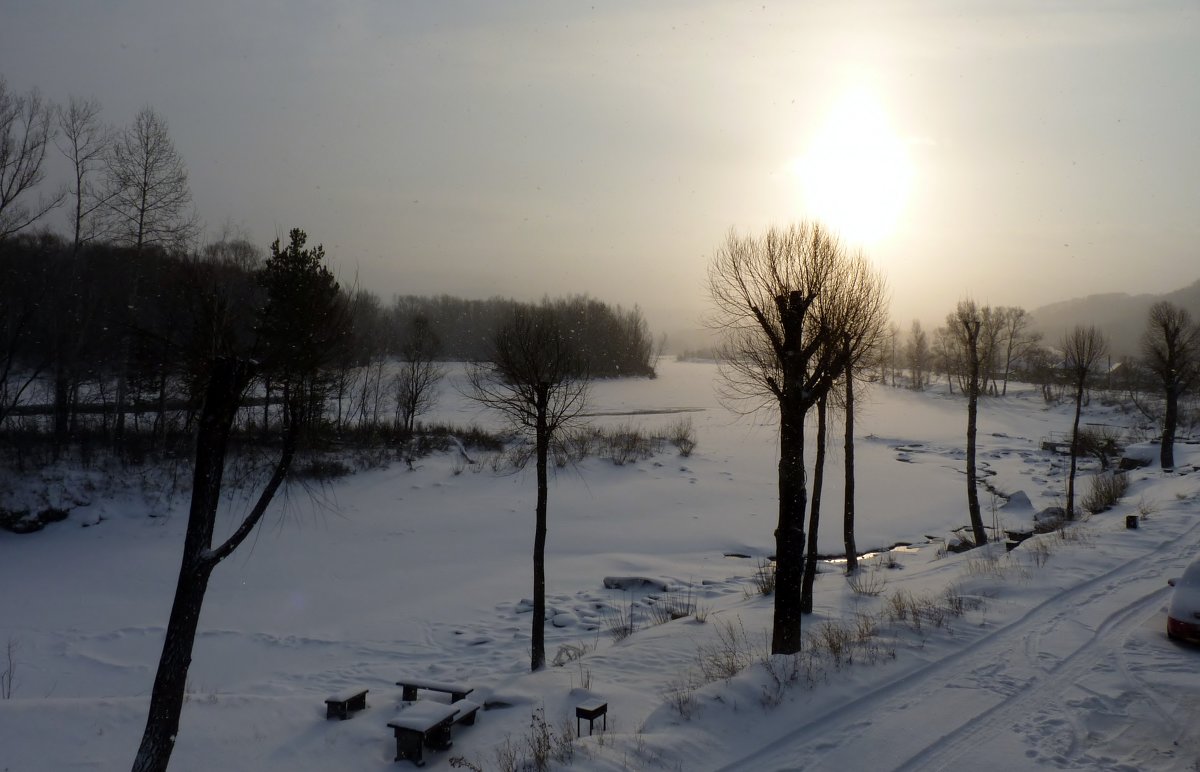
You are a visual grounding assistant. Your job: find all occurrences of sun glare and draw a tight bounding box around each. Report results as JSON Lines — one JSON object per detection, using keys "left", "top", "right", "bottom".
{"left": 793, "top": 90, "right": 913, "bottom": 246}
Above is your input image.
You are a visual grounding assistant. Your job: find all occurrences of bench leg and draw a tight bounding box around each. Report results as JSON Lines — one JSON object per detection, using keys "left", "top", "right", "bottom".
{"left": 402, "top": 686, "right": 418, "bottom": 701}
{"left": 426, "top": 722, "right": 453, "bottom": 751}
{"left": 580, "top": 713, "right": 606, "bottom": 736}
{"left": 394, "top": 728, "right": 426, "bottom": 766}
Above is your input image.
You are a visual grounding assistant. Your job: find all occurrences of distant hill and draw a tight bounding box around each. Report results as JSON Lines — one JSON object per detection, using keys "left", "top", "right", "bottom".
{"left": 1030, "top": 279, "right": 1200, "bottom": 358}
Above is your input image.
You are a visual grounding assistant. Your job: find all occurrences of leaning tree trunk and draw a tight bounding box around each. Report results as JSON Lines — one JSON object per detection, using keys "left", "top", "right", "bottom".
{"left": 843, "top": 358, "right": 859, "bottom": 573}
{"left": 132, "top": 359, "right": 249, "bottom": 772}
{"left": 530, "top": 386, "right": 550, "bottom": 671}
{"left": 801, "top": 396, "right": 828, "bottom": 614}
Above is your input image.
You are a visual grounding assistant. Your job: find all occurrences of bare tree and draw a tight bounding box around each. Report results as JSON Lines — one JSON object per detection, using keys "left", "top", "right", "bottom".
{"left": 996, "top": 306, "right": 1041, "bottom": 396}
{"left": 1062, "top": 325, "right": 1109, "bottom": 519}
{"left": 1141, "top": 301, "right": 1200, "bottom": 471}
{"left": 800, "top": 258, "right": 887, "bottom": 604}
{"left": 200, "top": 229, "right": 263, "bottom": 272}
{"left": 886, "top": 322, "right": 901, "bottom": 386}
{"left": 49, "top": 98, "right": 112, "bottom": 442}
{"left": 394, "top": 314, "right": 444, "bottom": 437}
{"left": 102, "top": 107, "right": 197, "bottom": 253}
{"left": 802, "top": 259, "right": 887, "bottom": 592}
{"left": 978, "top": 305, "right": 1003, "bottom": 394}
{"left": 56, "top": 96, "right": 112, "bottom": 252}
{"left": 708, "top": 222, "right": 884, "bottom": 654}
{"left": 905, "top": 319, "right": 930, "bottom": 390}
{"left": 953, "top": 300, "right": 988, "bottom": 546}
{"left": 1023, "top": 343, "right": 1060, "bottom": 402}
{"left": 0, "top": 78, "right": 63, "bottom": 239}
{"left": 932, "top": 324, "right": 958, "bottom": 393}
{"left": 467, "top": 306, "right": 589, "bottom": 670}
{"left": 132, "top": 229, "right": 350, "bottom": 772}
{"left": 102, "top": 107, "right": 197, "bottom": 437}
{"left": 840, "top": 286, "right": 887, "bottom": 574}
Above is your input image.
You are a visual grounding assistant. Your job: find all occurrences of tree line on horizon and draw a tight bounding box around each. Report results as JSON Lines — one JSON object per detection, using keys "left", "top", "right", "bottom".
{"left": 0, "top": 231, "right": 656, "bottom": 442}
{"left": 886, "top": 301, "right": 1199, "bottom": 469}
{"left": 0, "top": 78, "right": 656, "bottom": 457}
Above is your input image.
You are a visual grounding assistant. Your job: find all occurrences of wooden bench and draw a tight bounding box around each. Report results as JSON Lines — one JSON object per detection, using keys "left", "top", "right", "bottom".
{"left": 395, "top": 677, "right": 473, "bottom": 703}
{"left": 451, "top": 698, "right": 481, "bottom": 726}
{"left": 324, "top": 687, "right": 368, "bottom": 720}
{"left": 575, "top": 699, "right": 608, "bottom": 736}
{"left": 387, "top": 701, "right": 459, "bottom": 766}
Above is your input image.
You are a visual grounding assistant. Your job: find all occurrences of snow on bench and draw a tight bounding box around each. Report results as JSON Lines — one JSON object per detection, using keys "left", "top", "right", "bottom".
{"left": 450, "top": 698, "right": 481, "bottom": 726}
{"left": 395, "top": 677, "right": 474, "bottom": 703}
{"left": 575, "top": 698, "right": 608, "bottom": 735}
{"left": 387, "top": 701, "right": 459, "bottom": 766}
{"left": 324, "top": 687, "right": 368, "bottom": 720}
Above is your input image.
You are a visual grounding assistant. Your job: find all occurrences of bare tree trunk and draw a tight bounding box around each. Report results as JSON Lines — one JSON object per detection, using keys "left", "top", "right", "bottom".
{"left": 155, "top": 369, "right": 169, "bottom": 449}
{"left": 843, "top": 357, "right": 858, "bottom": 573}
{"left": 132, "top": 359, "right": 247, "bottom": 772}
{"left": 53, "top": 363, "right": 71, "bottom": 450}
{"left": 531, "top": 385, "right": 549, "bottom": 671}
{"left": 261, "top": 377, "right": 271, "bottom": 441}
{"left": 132, "top": 558, "right": 215, "bottom": 772}
{"left": 133, "top": 359, "right": 300, "bottom": 772}
{"left": 114, "top": 365, "right": 128, "bottom": 439}
{"left": 801, "top": 395, "right": 828, "bottom": 614}
{"left": 963, "top": 320, "right": 986, "bottom": 546}
{"left": 773, "top": 393, "right": 808, "bottom": 654}
{"left": 1001, "top": 336, "right": 1015, "bottom": 396}
{"left": 1066, "top": 380, "right": 1085, "bottom": 519}
{"left": 771, "top": 290, "right": 813, "bottom": 656}
{"left": 1161, "top": 386, "right": 1178, "bottom": 471}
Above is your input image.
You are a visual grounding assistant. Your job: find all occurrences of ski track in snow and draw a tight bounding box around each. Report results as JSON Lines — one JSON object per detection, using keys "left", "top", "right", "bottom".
{"left": 718, "top": 517, "right": 1200, "bottom": 772}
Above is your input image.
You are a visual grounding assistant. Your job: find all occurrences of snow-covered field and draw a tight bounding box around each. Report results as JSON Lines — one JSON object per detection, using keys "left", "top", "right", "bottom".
{"left": 2, "top": 359, "right": 1199, "bottom": 771}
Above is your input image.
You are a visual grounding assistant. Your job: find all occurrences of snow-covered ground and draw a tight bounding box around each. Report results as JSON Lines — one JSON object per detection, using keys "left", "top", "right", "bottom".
{"left": 2, "top": 359, "right": 1198, "bottom": 771}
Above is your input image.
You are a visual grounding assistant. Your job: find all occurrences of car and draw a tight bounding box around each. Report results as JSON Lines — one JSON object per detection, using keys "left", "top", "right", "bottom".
{"left": 1167, "top": 557, "right": 1200, "bottom": 644}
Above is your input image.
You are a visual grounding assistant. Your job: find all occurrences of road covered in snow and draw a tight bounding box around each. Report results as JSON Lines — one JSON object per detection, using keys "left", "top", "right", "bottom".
{"left": 719, "top": 509, "right": 1200, "bottom": 772}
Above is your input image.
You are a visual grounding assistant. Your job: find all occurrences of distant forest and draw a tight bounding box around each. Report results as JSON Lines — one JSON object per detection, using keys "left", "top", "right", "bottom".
{"left": 387, "top": 293, "right": 655, "bottom": 376}
{"left": 0, "top": 84, "right": 656, "bottom": 456}
{"left": 0, "top": 231, "right": 656, "bottom": 443}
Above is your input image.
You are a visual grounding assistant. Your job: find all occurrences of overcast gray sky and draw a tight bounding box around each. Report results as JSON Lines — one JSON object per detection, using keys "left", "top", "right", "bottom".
{"left": 3, "top": 1, "right": 1198, "bottom": 336}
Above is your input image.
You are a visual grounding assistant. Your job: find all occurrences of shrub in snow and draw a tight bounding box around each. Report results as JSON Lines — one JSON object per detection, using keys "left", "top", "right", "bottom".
{"left": 1081, "top": 470, "right": 1129, "bottom": 514}
{"left": 846, "top": 569, "right": 886, "bottom": 597}
{"left": 749, "top": 558, "right": 776, "bottom": 596}
{"left": 665, "top": 416, "right": 697, "bottom": 457}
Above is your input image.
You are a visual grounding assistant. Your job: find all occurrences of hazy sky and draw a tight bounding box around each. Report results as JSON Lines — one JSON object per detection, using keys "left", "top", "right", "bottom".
{"left": 3, "top": 1, "right": 1198, "bottom": 336}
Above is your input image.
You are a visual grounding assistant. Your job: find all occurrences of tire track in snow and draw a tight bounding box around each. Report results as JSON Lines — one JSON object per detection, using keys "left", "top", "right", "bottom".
{"left": 715, "top": 517, "right": 1200, "bottom": 772}
{"left": 893, "top": 581, "right": 1173, "bottom": 771}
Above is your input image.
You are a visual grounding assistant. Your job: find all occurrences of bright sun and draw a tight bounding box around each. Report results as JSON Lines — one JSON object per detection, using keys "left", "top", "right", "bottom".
{"left": 793, "top": 90, "right": 913, "bottom": 246}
